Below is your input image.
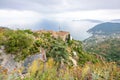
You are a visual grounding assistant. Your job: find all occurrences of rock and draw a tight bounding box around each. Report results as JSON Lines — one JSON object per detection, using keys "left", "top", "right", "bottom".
{"left": 69, "top": 56, "right": 77, "bottom": 66}
{"left": 0, "top": 47, "right": 22, "bottom": 73}
{"left": 22, "top": 52, "right": 46, "bottom": 74}
{"left": 0, "top": 46, "right": 47, "bottom": 74}
{"left": 23, "top": 53, "right": 42, "bottom": 67}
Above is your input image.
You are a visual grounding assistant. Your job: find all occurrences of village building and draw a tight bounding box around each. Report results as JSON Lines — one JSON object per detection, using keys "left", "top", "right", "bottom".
{"left": 35, "top": 30, "right": 72, "bottom": 41}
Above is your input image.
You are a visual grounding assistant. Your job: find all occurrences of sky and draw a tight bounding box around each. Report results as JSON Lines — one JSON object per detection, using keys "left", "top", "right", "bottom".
{"left": 0, "top": 0, "right": 120, "bottom": 40}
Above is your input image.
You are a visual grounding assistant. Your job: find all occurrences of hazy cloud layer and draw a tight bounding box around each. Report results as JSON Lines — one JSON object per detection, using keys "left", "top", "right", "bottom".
{"left": 0, "top": 0, "right": 120, "bottom": 13}
{"left": 72, "top": 19, "right": 103, "bottom": 23}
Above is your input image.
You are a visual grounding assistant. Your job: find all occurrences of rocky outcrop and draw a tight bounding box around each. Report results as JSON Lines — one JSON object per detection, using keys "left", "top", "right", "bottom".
{"left": 0, "top": 46, "right": 22, "bottom": 73}
{"left": 22, "top": 50, "right": 47, "bottom": 74}
{"left": 0, "top": 46, "right": 47, "bottom": 74}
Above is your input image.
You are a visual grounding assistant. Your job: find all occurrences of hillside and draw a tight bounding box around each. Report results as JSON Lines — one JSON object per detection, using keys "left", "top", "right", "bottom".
{"left": 84, "top": 22, "right": 120, "bottom": 65}
{"left": 88, "top": 22, "right": 120, "bottom": 35}
{"left": 84, "top": 38, "right": 120, "bottom": 64}
{"left": 0, "top": 29, "right": 106, "bottom": 80}
{"left": 0, "top": 26, "right": 120, "bottom": 80}
{"left": 0, "top": 27, "right": 9, "bottom": 31}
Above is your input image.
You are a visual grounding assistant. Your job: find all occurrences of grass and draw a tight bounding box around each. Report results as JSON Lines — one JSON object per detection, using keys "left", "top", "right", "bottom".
{"left": 0, "top": 59, "right": 120, "bottom": 80}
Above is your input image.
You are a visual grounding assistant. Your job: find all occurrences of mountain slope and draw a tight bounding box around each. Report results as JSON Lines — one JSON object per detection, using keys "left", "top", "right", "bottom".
{"left": 84, "top": 38, "right": 120, "bottom": 64}
{"left": 88, "top": 22, "right": 120, "bottom": 35}
{"left": 84, "top": 22, "right": 120, "bottom": 65}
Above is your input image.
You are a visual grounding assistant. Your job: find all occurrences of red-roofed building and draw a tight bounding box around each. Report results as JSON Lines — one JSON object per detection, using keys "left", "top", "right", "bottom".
{"left": 35, "top": 30, "right": 72, "bottom": 41}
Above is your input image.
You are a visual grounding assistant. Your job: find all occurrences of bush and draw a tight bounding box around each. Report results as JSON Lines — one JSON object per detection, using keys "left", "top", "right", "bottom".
{"left": 3, "top": 30, "right": 35, "bottom": 61}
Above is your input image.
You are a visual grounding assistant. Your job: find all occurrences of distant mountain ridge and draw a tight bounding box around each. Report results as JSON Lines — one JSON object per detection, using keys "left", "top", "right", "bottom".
{"left": 111, "top": 19, "right": 120, "bottom": 22}
{"left": 84, "top": 22, "right": 120, "bottom": 48}
{"left": 72, "top": 19, "right": 103, "bottom": 23}
{"left": 88, "top": 22, "right": 120, "bottom": 35}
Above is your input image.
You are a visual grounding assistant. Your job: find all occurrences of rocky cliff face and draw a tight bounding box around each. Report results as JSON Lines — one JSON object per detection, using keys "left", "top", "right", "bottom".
{"left": 0, "top": 46, "right": 22, "bottom": 73}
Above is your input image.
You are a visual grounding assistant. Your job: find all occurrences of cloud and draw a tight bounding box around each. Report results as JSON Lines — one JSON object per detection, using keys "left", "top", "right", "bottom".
{"left": 0, "top": 0, "right": 65, "bottom": 13}
{"left": 72, "top": 19, "right": 103, "bottom": 23}
{"left": 0, "top": 0, "right": 120, "bottom": 13}
{"left": 111, "top": 19, "right": 120, "bottom": 23}
{"left": 0, "top": 10, "right": 42, "bottom": 29}
{"left": 32, "top": 19, "right": 59, "bottom": 31}
{"left": 51, "top": 10, "right": 120, "bottom": 21}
